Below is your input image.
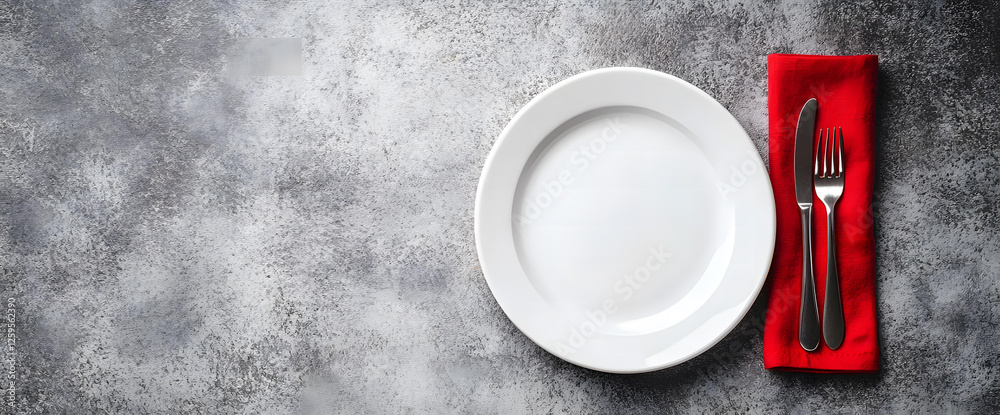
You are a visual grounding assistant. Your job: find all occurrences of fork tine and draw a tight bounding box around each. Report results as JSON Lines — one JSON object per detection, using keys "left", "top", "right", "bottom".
{"left": 823, "top": 128, "right": 837, "bottom": 177}
{"left": 837, "top": 127, "right": 844, "bottom": 177}
{"left": 822, "top": 128, "right": 830, "bottom": 177}
{"left": 815, "top": 128, "right": 823, "bottom": 176}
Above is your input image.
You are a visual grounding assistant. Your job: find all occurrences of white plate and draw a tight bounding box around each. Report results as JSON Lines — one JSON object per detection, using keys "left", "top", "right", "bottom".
{"left": 475, "top": 68, "right": 775, "bottom": 373}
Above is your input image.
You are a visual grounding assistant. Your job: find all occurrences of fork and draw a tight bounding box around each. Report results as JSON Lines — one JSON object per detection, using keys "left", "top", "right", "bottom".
{"left": 814, "top": 127, "right": 845, "bottom": 350}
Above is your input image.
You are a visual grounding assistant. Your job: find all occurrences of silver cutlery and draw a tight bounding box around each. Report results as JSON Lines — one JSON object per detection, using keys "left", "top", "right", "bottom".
{"left": 794, "top": 98, "right": 820, "bottom": 352}
{"left": 815, "top": 127, "right": 846, "bottom": 350}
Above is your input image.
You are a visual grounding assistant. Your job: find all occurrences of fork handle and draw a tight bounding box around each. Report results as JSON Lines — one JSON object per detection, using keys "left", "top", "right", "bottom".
{"left": 798, "top": 205, "right": 820, "bottom": 352}
{"left": 823, "top": 208, "right": 845, "bottom": 350}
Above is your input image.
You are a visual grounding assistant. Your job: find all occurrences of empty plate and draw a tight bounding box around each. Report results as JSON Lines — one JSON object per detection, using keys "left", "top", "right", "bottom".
{"left": 475, "top": 68, "right": 775, "bottom": 373}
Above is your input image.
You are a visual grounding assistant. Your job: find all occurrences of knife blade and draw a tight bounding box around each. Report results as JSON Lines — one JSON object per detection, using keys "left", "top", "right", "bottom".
{"left": 794, "top": 98, "right": 821, "bottom": 352}
{"left": 794, "top": 99, "right": 818, "bottom": 204}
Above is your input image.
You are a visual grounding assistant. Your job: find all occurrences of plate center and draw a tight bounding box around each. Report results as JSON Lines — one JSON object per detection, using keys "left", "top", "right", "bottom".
{"left": 511, "top": 107, "right": 731, "bottom": 335}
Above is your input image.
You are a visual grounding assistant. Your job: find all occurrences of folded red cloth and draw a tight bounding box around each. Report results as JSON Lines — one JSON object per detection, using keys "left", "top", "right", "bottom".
{"left": 763, "top": 54, "right": 880, "bottom": 373}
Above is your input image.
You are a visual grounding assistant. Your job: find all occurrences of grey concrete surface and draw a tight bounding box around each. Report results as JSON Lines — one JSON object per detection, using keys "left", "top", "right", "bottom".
{"left": 1, "top": 0, "right": 998, "bottom": 413}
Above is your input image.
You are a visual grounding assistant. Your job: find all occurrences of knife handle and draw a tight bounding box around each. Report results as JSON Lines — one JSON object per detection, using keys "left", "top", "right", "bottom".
{"left": 798, "top": 205, "right": 821, "bottom": 352}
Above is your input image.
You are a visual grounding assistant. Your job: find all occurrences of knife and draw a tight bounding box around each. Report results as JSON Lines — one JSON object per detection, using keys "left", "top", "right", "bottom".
{"left": 794, "top": 98, "right": 821, "bottom": 352}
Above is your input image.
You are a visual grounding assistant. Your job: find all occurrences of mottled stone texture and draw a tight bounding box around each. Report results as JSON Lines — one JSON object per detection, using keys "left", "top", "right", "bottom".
{"left": 0, "top": 0, "right": 997, "bottom": 413}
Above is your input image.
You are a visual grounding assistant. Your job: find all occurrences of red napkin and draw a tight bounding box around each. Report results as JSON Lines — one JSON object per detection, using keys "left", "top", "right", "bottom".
{"left": 763, "top": 54, "right": 880, "bottom": 373}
